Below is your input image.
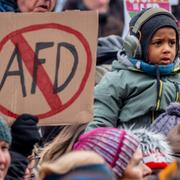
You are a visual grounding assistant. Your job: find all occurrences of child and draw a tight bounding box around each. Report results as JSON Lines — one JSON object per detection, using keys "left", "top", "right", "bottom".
{"left": 85, "top": 7, "right": 180, "bottom": 131}
{"left": 74, "top": 127, "right": 152, "bottom": 179}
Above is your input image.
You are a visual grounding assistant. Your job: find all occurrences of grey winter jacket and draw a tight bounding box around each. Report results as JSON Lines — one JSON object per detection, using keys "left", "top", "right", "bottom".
{"left": 86, "top": 53, "right": 180, "bottom": 131}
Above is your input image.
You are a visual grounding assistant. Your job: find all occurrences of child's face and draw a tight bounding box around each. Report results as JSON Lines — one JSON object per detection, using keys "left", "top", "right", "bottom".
{"left": 17, "top": 0, "right": 57, "bottom": 12}
{"left": 122, "top": 149, "right": 152, "bottom": 180}
{"left": 147, "top": 27, "right": 177, "bottom": 65}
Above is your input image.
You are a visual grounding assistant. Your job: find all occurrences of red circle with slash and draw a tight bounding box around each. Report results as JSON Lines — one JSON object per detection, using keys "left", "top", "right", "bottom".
{"left": 0, "top": 23, "right": 92, "bottom": 119}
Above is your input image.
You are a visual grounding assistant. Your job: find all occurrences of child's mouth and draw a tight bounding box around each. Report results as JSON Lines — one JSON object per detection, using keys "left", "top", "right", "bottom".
{"left": 160, "top": 58, "right": 171, "bottom": 65}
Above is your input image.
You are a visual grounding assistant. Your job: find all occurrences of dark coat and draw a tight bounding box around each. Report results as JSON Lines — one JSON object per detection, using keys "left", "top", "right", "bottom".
{"left": 5, "top": 151, "right": 28, "bottom": 180}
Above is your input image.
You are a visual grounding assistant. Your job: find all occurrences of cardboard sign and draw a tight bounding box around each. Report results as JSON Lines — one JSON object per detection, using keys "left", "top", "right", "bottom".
{"left": 0, "top": 11, "right": 98, "bottom": 126}
{"left": 122, "top": 0, "right": 171, "bottom": 38}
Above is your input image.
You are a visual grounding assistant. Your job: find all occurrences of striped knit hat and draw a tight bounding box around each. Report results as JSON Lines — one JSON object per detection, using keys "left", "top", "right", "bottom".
{"left": 73, "top": 128, "right": 139, "bottom": 177}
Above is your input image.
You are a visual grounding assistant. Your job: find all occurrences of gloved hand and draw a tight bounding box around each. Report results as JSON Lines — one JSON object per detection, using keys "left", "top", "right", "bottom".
{"left": 10, "top": 114, "right": 41, "bottom": 157}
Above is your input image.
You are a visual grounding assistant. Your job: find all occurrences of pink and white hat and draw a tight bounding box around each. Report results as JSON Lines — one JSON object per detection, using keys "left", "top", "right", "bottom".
{"left": 73, "top": 127, "right": 139, "bottom": 176}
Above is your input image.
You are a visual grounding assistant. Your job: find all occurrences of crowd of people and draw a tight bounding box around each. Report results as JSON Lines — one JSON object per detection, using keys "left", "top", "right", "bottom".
{"left": 0, "top": 0, "right": 180, "bottom": 180}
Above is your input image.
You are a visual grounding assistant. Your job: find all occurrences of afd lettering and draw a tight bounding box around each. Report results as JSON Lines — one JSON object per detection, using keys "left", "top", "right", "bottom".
{"left": 0, "top": 42, "right": 78, "bottom": 97}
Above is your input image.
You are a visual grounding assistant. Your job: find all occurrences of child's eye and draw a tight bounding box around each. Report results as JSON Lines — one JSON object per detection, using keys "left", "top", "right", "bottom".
{"left": 169, "top": 40, "right": 176, "bottom": 46}
{"left": 153, "top": 41, "right": 161, "bottom": 46}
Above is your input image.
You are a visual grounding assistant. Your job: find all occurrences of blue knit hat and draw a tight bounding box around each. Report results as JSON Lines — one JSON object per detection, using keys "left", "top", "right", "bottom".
{"left": 0, "top": 117, "right": 12, "bottom": 145}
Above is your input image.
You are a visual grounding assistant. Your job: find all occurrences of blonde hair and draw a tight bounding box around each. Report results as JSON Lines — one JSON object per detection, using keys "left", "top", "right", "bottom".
{"left": 38, "top": 124, "right": 87, "bottom": 166}
{"left": 38, "top": 151, "right": 106, "bottom": 180}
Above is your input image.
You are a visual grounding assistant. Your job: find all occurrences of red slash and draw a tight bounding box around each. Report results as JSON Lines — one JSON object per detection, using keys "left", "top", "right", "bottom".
{"left": 0, "top": 23, "right": 92, "bottom": 119}
{"left": 11, "top": 34, "right": 62, "bottom": 110}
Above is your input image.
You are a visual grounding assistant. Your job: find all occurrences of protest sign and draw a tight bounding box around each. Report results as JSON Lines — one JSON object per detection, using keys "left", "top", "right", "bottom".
{"left": 122, "top": 0, "right": 171, "bottom": 38}
{"left": 0, "top": 11, "right": 98, "bottom": 126}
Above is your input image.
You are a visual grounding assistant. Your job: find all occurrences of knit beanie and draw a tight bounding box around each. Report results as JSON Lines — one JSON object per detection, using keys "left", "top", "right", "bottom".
{"left": 133, "top": 128, "right": 173, "bottom": 169}
{"left": 167, "top": 124, "right": 180, "bottom": 154}
{"left": 73, "top": 128, "right": 139, "bottom": 177}
{"left": 0, "top": 117, "right": 12, "bottom": 145}
{"left": 149, "top": 102, "right": 180, "bottom": 136}
{"left": 129, "top": 8, "right": 179, "bottom": 61}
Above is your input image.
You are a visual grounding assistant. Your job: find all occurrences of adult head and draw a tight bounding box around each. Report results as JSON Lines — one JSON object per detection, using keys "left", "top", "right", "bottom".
{"left": 0, "top": 117, "right": 11, "bottom": 180}
{"left": 17, "top": 0, "right": 57, "bottom": 12}
{"left": 74, "top": 127, "right": 152, "bottom": 180}
{"left": 38, "top": 151, "right": 116, "bottom": 180}
{"left": 167, "top": 124, "right": 180, "bottom": 160}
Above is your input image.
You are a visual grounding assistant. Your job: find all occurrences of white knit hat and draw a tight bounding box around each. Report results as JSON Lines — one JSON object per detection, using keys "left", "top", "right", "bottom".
{"left": 133, "top": 128, "right": 173, "bottom": 169}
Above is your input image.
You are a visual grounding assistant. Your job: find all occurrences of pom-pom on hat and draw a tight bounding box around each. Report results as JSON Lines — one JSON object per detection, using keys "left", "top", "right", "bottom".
{"left": 73, "top": 127, "right": 139, "bottom": 177}
{"left": 0, "top": 117, "right": 12, "bottom": 145}
{"left": 149, "top": 102, "right": 180, "bottom": 136}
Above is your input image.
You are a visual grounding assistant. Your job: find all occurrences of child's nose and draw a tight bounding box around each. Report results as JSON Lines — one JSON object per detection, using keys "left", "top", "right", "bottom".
{"left": 163, "top": 43, "right": 171, "bottom": 52}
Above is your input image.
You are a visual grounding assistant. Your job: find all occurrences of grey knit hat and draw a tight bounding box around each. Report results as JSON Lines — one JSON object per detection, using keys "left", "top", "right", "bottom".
{"left": 129, "top": 8, "right": 179, "bottom": 61}
{"left": 0, "top": 117, "right": 12, "bottom": 144}
{"left": 149, "top": 102, "right": 180, "bottom": 136}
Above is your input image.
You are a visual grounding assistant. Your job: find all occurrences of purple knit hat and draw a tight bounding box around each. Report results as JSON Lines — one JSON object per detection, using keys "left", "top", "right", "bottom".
{"left": 149, "top": 102, "right": 180, "bottom": 136}
{"left": 73, "top": 127, "right": 139, "bottom": 177}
